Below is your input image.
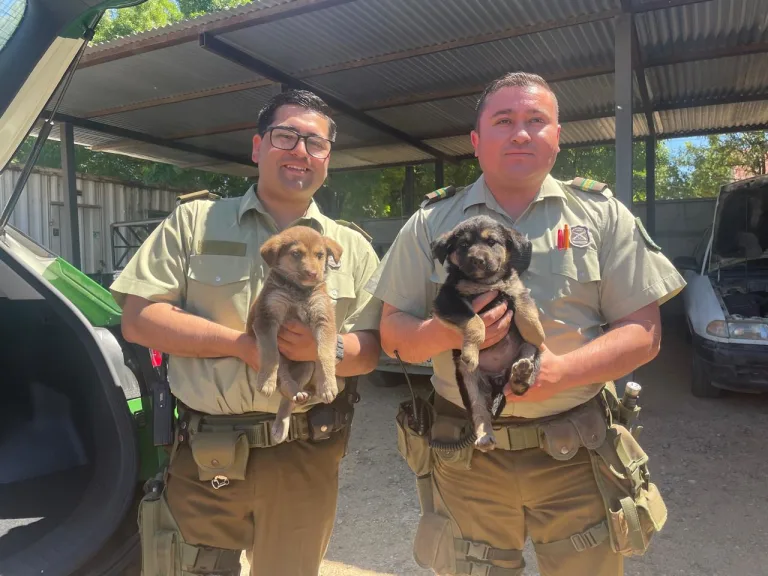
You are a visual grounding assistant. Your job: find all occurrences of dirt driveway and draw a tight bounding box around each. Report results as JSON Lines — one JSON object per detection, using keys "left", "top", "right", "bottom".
{"left": 239, "top": 311, "right": 768, "bottom": 575}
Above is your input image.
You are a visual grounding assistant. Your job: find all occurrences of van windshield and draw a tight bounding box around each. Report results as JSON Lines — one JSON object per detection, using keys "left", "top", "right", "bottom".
{"left": 0, "top": 0, "right": 26, "bottom": 52}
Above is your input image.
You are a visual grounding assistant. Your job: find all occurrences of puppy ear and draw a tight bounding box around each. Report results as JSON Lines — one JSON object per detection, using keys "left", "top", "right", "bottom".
{"left": 505, "top": 228, "right": 533, "bottom": 273}
{"left": 260, "top": 235, "right": 284, "bottom": 267}
{"left": 325, "top": 237, "right": 343, "bottom": 264}
{"left": 431, "top": 232, "right": 453, "bottom": 265}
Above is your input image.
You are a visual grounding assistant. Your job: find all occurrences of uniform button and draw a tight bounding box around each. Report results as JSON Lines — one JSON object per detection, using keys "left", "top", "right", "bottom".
{"left": 211, "top": 459, "right": 219, "bottom": 466}
{"left": 331, "top": 290, "right": 338, "bottom": 298}
{"left": 215, "top": 276, "right": 221, "bottom": 283}
{"left": 560, "top": 446, "right": 569, "bottom": 455}
{"left": 321, "top": 425, "right": 329, "bottom": 432}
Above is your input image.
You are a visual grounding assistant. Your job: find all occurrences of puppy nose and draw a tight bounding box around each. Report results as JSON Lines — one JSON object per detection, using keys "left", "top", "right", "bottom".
{"left": 305, "top": 270, "right": 318, "bottom": 279}
{"left": 469, "top": 255, "right": 485, "bottom": 267}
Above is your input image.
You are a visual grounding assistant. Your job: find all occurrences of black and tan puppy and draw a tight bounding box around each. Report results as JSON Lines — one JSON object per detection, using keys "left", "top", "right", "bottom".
{"left": 431, "top": 215, "right": 545, "bottom": 450}
{"left": 246, "top": 225, "right": 343, "bottom": 444}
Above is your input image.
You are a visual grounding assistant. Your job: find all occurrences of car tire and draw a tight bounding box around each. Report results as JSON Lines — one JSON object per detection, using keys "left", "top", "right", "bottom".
{"left": 691, "top": 355, "right": 722, "bottom": 398}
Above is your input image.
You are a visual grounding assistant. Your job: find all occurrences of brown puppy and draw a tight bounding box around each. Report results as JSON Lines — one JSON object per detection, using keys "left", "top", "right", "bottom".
{"left": 246, "top": 225, "right": 343, "bottom": 444}
{"left": 431, "top": 215, "right": 545, "bottom": 450}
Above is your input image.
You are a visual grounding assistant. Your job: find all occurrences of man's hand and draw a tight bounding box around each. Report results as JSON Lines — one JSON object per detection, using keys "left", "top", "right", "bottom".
{"left": 475, "top": 292, "right": 514, "bottom": 350}
{"left": 277, "top": 320, "right": 319, "bottom": 362}
{"left": 504, "top": 344, "right": 565, "bottom": 403}
{"left": 235, "top": 333, "right": 261, "bottom": 372}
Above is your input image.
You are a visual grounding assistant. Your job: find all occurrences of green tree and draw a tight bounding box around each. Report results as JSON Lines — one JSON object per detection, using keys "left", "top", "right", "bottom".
{"left": 93, "top": 0, "right": 183, "bottom": 43}
{"left": 673, "top": 132, "right": 768, "bottom": 198}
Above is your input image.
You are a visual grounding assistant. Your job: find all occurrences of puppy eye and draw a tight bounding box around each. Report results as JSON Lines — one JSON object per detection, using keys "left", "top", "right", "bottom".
{"left": 486, "top": 238, "right": 497, "bottom": 246}
{"left": 316, "top": 252, "right": 324, "bottom": 259}
{"left": 291, "top": 250, "right": 302, "bottom": 258}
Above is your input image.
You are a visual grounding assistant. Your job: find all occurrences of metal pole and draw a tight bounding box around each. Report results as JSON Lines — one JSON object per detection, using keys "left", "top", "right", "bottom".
{"left": 646, "top": 135, "right": 656, "bottom": 238}
{"left": 614, "top": 13, "right": 634, "bottom": 209}
{"left": 60, "top": 122, "right": 81, "bottom": 269}
{"left": 435, "top": 159, "right": 445, "bottom": 189}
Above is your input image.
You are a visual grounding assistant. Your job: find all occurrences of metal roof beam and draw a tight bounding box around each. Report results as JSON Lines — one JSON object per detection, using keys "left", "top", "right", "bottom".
{"left": 39, "top": 111, "right": 255, "bottom": 168}
{"left": 627, "top": 0, "right": 715, "bottom": 13}
{"left": 198, "top": 32, "right": 451, "bottom": 162}
{"left": 626, "top": 0, "right": 656, "bottom": 137}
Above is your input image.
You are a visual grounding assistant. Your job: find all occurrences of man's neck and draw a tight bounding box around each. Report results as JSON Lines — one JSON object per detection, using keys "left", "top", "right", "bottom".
{"left": 483, "top": 175, "right": 546, "bottom": 221}
{"left": 256, "top": 187, "right": 311, "bottom": 230}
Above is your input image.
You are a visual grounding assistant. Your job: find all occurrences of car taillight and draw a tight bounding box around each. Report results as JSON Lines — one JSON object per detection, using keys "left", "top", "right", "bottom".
{"left": 149, "top": 348, "right": 163, "bottom": 368}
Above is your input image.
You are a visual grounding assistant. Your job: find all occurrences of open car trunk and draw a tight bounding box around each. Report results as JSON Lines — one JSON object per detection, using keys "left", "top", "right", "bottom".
{"left": 0, "top": 238, "right": 139, "bottom": 576}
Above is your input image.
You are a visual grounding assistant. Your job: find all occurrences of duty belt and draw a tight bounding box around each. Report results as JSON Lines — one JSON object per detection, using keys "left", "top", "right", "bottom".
{"left": 177, "top": 403, "right": 351, "bottom": 449}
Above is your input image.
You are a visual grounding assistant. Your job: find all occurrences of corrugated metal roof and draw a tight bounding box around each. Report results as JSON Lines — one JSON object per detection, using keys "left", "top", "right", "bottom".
{"left": 28, "top": 0, "right": 768, "bottom": 176}
{"left": 286, "top": 19, "right": 616, "bottom": 108}
{"left": 222, "top": 0, "right": 620, "bottom": 75}
{"left": 85, "top": 0, "right": 295, "bottom": 51}
{"left": 647, "top": 53, "right": 768, "bottom": 104}
{"left": 635, "top": 0, "right": 768, "bottom": 61}
{"left": 656, "top": 101, "right": 768, "bottom": 135}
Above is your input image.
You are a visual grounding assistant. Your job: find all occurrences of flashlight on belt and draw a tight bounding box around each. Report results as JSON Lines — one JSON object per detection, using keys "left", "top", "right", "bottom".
{"left": 619, "top": 381, "right": 643, "bottom": 439}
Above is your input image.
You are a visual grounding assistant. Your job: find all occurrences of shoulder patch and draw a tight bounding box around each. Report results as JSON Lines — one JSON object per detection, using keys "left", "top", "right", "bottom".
{"left": 335, "top": 219, "right": 373, "bottom": 243}
{"left": 635, "top": 217, "right": 662, "bottom": 251}
{"left": 421, "top": 185, "right": 460, "bottom": 208}
{"left": 176, "top": 189, "right": 221, "bottom": 205}
{"left": 570, "top": 177, "right": 608, "bottom": 194}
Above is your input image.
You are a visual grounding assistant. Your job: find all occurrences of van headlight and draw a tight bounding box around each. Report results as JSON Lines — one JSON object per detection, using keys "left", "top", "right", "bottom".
{"left": 707, "top": 320, "right": 768, "bottom": 340}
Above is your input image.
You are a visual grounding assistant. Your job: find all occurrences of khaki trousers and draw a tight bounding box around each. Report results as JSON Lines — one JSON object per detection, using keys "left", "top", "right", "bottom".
{"left": 430, "top": 395, "right": 622, "bottom": 576}
{"left": 165, "top": 428, "right": 347, "bottom": 576}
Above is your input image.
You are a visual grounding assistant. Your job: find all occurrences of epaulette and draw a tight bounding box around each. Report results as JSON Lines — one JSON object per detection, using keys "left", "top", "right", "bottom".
{"left": 569, "top": 177, "right": 608, "bottom": 194}
{"left": 335, "top": 219, "right": 373, "bottom": 243}
{"left": 176, "top": 190, "right": 221, "bottom": 205}
{"left": 421, "top": 185, "right": 460, "bottom": 208}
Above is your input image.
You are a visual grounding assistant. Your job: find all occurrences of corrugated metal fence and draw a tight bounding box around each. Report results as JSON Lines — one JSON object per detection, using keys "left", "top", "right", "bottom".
{"left": 0, "top": 166, "right": 184, "bottom": 274}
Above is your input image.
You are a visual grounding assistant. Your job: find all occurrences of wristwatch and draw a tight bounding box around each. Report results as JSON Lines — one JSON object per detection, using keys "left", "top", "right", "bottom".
{"left": 335, "top": 334, "right": 344, "bottom": 364}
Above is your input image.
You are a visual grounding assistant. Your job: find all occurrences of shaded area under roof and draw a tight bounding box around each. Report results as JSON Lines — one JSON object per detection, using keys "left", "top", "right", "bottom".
{"left": 38, "top": 0, "right": 768, "bottom": 175}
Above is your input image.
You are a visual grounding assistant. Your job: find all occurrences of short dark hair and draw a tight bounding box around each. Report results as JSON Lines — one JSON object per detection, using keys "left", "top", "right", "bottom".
{"left": 474, "top": 72, "right": 559, "bottom": 128}
{"left": 257, "top": 89, "right": 337, "bottom": 141}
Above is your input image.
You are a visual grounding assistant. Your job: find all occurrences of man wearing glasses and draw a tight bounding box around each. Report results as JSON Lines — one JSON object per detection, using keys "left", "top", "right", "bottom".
{"left": 111, "top": 90, "right": 383, "bottom": 576}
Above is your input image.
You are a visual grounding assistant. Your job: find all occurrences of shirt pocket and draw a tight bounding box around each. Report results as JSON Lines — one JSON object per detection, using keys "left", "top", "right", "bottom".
{"left": 547, "top": 247, "right": 602, "bottom": 309}
{"left": 185, "top": 254, "right": 252, "bottom": 329}
{"left": 325, "top": 270, "right": 357, "bottom": 330}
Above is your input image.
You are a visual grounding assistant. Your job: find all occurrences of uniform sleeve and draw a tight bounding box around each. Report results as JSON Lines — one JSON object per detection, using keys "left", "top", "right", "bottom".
{"left": 364, "top": 209, "right": 434, "bottom": 319}
{"left": 340, "top": 239, "right": 383, "bottom": 334}
{"left": 598, "top": 197, "right": 687, "bottom": 324}
{"left": 109, "top": 203, "right": 193, "bottom": 309}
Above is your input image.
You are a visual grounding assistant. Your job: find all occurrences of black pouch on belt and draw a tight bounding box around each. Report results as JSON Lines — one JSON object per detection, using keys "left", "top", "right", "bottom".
{"left": 308, "top": 402, "right": 337, "bottom": 441}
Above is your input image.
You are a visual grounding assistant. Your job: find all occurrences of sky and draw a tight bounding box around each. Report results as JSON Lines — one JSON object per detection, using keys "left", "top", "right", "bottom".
{"left": 665, "top": 136, "right": 708, "bottom": 156}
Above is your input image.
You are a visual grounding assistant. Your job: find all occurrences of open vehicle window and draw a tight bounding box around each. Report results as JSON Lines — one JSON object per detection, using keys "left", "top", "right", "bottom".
{"left": 0, "top": 0, "right": 26, "bottom": 52}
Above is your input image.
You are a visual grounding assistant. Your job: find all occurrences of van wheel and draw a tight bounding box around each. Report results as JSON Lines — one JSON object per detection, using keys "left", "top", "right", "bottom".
{"left": 691, "top": 355, "right": 722, "bottom": 398}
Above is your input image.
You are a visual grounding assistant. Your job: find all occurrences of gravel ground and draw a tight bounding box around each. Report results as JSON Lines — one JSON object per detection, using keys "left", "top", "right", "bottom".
{"left": 232, "top": 310, "right": 768, "bottom": 575}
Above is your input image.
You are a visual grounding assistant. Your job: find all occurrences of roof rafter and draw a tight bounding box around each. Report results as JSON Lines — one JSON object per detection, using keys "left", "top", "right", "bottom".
{"left": 198, "top": 32, "right": 451, "bottom": 161}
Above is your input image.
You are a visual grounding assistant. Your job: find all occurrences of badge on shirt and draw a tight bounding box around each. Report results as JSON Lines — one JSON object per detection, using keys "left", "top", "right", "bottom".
{"left": 327, "top": 254, "right": 342, "bottom": 269}
{"left": 569, "top": 225, "right": 590, "bottom": 248}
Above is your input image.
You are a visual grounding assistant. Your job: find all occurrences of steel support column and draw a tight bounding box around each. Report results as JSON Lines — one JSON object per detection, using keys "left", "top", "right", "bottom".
{"left": 60, "top": 122, "right": 81, "bottom": 269}
{"left": 614, "top": 13, "right": 634, "bottom": 209}
{"left": 646, "top": 135, "right": 656, "bottom": 239}
{"left": 435, "top": 159, "right": 445, "bottom": 189}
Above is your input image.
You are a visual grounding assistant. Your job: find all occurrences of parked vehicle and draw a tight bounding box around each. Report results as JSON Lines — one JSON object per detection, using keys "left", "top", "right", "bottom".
{"left": 675, "top": 175, "right": 768, "bottom": 398}
{"left": 0, "top": 2, "right": 168, "bottom": 574}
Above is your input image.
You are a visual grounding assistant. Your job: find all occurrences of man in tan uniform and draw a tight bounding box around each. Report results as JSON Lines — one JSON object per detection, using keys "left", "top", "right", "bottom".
{"left": 367, "top": 72, "right": 686, "bottom": 575}
{"left": 111, "top": 89, "right": 382, "bottom": 576}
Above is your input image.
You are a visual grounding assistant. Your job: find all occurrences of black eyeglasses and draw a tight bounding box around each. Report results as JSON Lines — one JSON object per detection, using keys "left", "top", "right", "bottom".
{"left": 266, "top": 126, "right": 334, "bottom": 159}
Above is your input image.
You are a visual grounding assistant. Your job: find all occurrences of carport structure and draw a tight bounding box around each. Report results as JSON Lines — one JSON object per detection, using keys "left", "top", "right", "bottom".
{"left": 39, "top": 0, "right": 768, "bottom": 267}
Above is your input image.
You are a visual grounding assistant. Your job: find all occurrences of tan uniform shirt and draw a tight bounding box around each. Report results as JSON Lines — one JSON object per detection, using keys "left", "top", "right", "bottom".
{"left": 110, "top": 185, "right": 382, "bottom": 415}
{"left": 366, "top": 174, "right": 686, "bottom": 418}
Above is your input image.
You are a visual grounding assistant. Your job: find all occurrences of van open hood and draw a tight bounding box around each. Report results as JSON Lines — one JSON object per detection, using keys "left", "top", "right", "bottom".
{"left": 709, "top": 175, "right": 768, "bottom": 273}
{"left": 0, "top": 0, "right": 147, "bottom": 175}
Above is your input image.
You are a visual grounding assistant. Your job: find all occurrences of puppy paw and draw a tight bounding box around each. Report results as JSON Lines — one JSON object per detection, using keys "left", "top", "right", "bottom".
{"left": 271, "top": 418, "right": 290, "bottom": 444}
{"left": 461, "top": 349, "right": 480, "bottom": 371}
{"left": 256, "top": 371, "right": 278, "bottom": 397}
{"left": 317, "top": 380, "right": 339, "bottom": 404}
{"left": 474, "top": 432, "right": 496, "bottom": 452}
{"left": 509, "top": 358, "right": 533, "bottom": 395}
{"left": 293, "top": 391, "right": 310, "bottom": 404}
